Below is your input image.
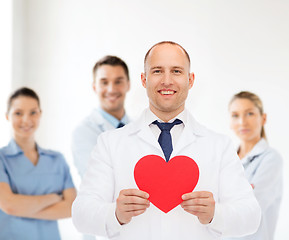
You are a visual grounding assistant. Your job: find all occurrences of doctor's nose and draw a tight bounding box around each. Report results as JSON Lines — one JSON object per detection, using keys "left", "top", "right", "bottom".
{"left": 238, "top": 116, "right": 247, "bottom": 125}
{"left": 107, "top": 83, "right": 117, "bottom": 93}
{"left": 161, "top": 72, "right": 173, "bottom": 86}
{"left": 22, "top": 114, "right": 32, "bottom": 124}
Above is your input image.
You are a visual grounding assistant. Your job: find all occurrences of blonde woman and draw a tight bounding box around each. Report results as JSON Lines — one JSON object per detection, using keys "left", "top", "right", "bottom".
{"left": 0, "top": 87, "right": 76, "bottom": 240}
{"left": 227, "top": 91, "right": 283, "bottom": 240}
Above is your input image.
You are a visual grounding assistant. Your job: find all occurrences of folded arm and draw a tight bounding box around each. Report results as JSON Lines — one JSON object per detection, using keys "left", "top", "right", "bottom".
{"left": 31, "top": 187, "right": 76, "bottom": 220}
{"left": 0, "top": 182, "right": 62, "bottom": 217}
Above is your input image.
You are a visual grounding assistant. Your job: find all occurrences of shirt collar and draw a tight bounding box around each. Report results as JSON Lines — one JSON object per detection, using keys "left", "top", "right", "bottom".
{"left": 145, "top": 108, "right": 187, "bottom": 126}
{"left": 128, "top": 108, "right": 207, "bottom": 137}
{"left": 3, "top": 139, "right": 23, "bottom": 156}
{"left": 2, "top": 139, "right": 47, "bottom": 157}
{"left": 98, "top": 108, "right": 129, "bottom": 128}
{"left": 241, "top": 138, "right": 269, "bottom": 164}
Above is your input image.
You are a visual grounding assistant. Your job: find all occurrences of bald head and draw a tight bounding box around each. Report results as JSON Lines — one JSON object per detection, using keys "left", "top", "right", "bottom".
{"left": 144, "top": 41, "right": 191, "bottom": 73}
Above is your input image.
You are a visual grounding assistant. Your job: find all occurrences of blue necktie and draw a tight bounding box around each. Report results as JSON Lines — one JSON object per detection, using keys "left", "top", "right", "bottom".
{"left": 117, "top": 122, "right": 125, "bottom": 128}
{"left": 153, "top": 119, "right": 183, "bottom": 162}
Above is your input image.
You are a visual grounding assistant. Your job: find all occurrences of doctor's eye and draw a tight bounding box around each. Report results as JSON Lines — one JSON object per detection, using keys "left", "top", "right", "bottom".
{"left": 173, "top": 69, "right": 182, "bottom": 74}
{"left": 100, "top": 80, "right": 108, "bottom": 86}
{"left": 14, "top": 111, "right": 22, "bottom": 116}
{"left": 30, "top": 111, "right": 38, "bottom": 116}
{"left": 151, "top": 68, "right": 162, "bottom": 74}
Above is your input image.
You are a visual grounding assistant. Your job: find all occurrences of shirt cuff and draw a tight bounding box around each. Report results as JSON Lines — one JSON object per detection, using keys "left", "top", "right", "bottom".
{"left": 105, "top": 202, "right": 122, "bottom": 238}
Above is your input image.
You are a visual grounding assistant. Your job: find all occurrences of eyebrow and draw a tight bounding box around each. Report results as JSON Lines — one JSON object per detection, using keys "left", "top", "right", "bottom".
{"left": 231, "top": 108, "right": 256, "bottom": 112}
{"left": 115, "top": 76, "right": 125, "bottom": 80}
{"left": 244, "top": 108, "right": 257, "bottom": 112}
{"left": 171, "top": 66, "right": 185, "bottom": 69}
{"left": 150, "top": 66, "right": 185, "bottom": 70}
{"left": 99, "top": 76, "right": 126, "bottom": 81}
{"left": 150, "top": 66, "right": 163, "bottom": 70}
{"left": 13, "top": 107, "right": 39, "bottom": 111}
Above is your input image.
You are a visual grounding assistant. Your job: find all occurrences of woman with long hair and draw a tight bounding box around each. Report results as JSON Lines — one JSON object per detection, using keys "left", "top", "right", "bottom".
{"left": 227, "top": 91, "right": 283, "bottom": 240}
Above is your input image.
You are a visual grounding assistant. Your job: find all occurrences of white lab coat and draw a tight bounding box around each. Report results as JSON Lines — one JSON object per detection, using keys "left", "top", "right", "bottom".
{"left": 71, "top": 108, "right": 121, "bottom": 240}
{"left": 72, "top": 108, "right": 117, "bottom": 177}
{"left": 72, "top": 109, "right": 261, "bottom": 240}
{"left": 224, "top": 138, "right": 283, "bottom": 240}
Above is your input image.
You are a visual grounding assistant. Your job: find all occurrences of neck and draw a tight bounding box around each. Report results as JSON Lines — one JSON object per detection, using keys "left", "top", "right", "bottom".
{"left": 105, "top": 108, "right": 125, "bottom": 121}
{"left": 238, "top": 137, "right": 261, "bottom": 159}
{"left": 150, "top": 106, "right": 184, "bottom": 122}
{"left": 13, "top": 135, "right": 36, "bottom": 153}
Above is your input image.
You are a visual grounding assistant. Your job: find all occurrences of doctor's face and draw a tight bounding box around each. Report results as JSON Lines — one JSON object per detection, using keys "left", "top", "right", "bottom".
{"left": 229, "top": 98, "right": 266, "bottom": 143}
{"left": 141, "top": 43, "right": 194, "bottom": 120}
{"left": 93, "top": 65, "right": 130, "bottom": 117}
{"left": 6, "top": 96, "right": 41, "bottom": 140}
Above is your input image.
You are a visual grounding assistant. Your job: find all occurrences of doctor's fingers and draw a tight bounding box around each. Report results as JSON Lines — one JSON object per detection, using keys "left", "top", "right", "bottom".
{"left": 181, "top": 204, "right": 213, "bottom": 213}
{"left": 117, "top": 195, "right": 150, "bottom": 205}
{"left": 181, "top": 197, "right": 215, "bottom": 208}
{"left": 183, "top": 208, "right": 214, "bottom": 224}
{"left": 182, "top": 191, "right": 213, "bottom": 200}
{"left": 119, "top": 189, "right": 149, "bottom": 199}
{"left": 122, "top": 203, "right": 150, "bottom": 212}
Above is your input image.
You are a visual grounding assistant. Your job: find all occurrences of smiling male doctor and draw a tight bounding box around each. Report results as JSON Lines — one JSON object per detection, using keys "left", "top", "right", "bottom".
{"left": 72, "top": 41, "right": 261, "bottom": 240}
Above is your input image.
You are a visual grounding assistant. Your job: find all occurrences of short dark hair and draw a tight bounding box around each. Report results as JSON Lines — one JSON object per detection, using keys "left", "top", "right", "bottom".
{"left": 7, "top": 87, "right": 40, "bottom": 114}
{"left": 92, "top": 55, "right": 130, "bottom": 83}
{"left": 144, "top": 41, "right": 191, "bottom": 71}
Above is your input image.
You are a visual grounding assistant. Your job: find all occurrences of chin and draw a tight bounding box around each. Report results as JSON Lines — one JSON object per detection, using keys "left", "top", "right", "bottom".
{"left": 239, "top": 136, "right": 254, "bottom": 142}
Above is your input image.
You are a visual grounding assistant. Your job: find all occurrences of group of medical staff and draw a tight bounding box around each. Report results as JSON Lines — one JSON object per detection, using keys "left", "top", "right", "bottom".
{"left": 0, "top": 42, "right": 283, "bottom": 240}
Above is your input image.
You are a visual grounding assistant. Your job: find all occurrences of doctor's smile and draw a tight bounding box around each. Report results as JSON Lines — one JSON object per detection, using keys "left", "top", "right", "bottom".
{"left": 158, "top": 89, "right": 176, "bottom": 95}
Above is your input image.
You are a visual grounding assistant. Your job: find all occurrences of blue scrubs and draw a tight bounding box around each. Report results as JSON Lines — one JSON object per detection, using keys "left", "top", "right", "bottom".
{"left": 0, "top": 139, "right": 75, "bottom": 240}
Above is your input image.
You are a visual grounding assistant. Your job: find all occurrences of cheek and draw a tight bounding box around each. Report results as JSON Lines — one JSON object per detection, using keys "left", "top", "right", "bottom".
{"left": 119, "top": 86, "right": 129, "bottom": 94}
{"left": 98, "top": 89, "right": 106, "bottom": 97}
{"left": 250, "top": 117, "right": 261, "bottom": 128}
{"left": 33, "top": 116, "right": 41, "bottom": 125}
{"left": 11, "top": 117, "right": 20, "bottom": 126}
{"left": 255, "top": 120, "right": 264, "bottom": 132}
{"left": 230, "top": 121, "right": 238, "bottom": 131}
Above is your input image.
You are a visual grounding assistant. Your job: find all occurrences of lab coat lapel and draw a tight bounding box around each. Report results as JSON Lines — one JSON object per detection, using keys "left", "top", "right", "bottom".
{"left": 128, "top": 111, "right": 160, "bottom": 151}
{"left": 172, "top": 113, "right": 206, "bottom": 157}
{"left": 92, "top": 109, "right": 114, "bottom": 132}
{"left": 137, "top": 126, "right": 160, "bottom": 150}
{"left": 173, "top": 127, "right": 197, "bottom": 156}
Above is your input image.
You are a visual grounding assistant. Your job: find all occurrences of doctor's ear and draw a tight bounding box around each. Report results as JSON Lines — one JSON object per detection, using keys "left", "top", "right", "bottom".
{"left": 189, "top": 72, "right": 195, "bottom": 89}
{"left": 141, "top": 73, "right": 147, "bottom": 88}
{"left": 262, "top": 113, "right": 267, "bottom": 125}
{"left": 92, "top": 82, "right": 97, "bottom": 94}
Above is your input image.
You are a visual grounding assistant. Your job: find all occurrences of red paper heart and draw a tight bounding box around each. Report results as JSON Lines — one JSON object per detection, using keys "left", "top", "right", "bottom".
{"left": 134, "top": 155, "right": 199, "bottom": 213}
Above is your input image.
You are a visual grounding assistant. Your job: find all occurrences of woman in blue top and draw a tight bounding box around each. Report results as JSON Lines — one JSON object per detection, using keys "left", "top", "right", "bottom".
{"left": 226, "top": 91, "right": 283, "bottom": 240}
{"left": 0, "top": 87, "right": 76, "bottom": 240}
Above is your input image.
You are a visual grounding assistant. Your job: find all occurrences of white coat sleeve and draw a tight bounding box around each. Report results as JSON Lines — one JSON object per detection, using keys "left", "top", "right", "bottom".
{"left": 71, "top": 123, "right": 102, "bottom": 178}
{"left": 208, "top": 137, "right": 261, "bottom": 237}
{"left": 72, "top": 132, "right": 121, "bottom": 238}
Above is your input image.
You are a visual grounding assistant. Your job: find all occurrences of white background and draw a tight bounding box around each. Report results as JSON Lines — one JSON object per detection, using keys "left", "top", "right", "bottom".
{"left": 1, "top": 0, "right": 288, "bottom": 239}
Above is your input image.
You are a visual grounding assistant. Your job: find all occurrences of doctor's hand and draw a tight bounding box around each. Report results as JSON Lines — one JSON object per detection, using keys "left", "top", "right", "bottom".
{"left": 115, "top": 189, "right": 150, "bottom": 225}
{"left": 181, "top": 191, "right": 215, "bottom": 224}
